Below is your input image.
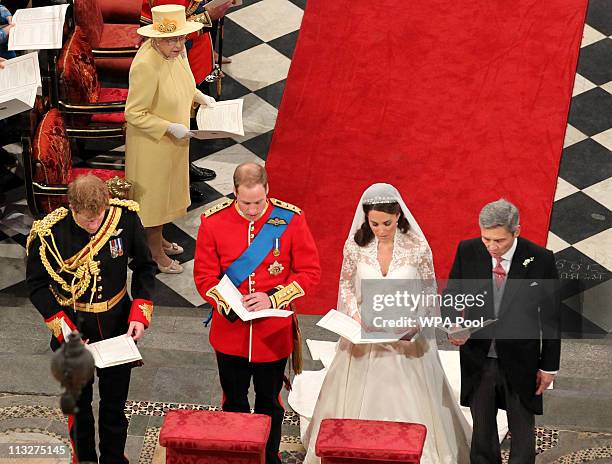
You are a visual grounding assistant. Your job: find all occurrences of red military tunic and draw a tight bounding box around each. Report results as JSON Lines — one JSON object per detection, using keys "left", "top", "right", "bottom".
{"left": 194, "top": 198, "right": 321, "bottom": 362}
{"left": 141, "top": 0, "right": 215, "bottom": 85}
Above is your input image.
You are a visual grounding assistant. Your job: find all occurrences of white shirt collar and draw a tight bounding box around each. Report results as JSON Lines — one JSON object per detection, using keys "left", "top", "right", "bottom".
{"left": 491, "top": 237, "right": 518, "bottom": 271}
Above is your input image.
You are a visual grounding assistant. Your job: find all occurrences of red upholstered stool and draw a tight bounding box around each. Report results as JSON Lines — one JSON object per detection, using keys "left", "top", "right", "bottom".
{"left": 159, "top": 410, "right": 271, "bottom": 464}
{"left": 315, "top": 419, "right": 427, "bottom": 464}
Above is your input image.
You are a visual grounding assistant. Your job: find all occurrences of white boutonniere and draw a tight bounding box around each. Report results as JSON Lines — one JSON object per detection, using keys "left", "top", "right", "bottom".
{"left": 523, "top": 257, "right": 534, "bottom": 268}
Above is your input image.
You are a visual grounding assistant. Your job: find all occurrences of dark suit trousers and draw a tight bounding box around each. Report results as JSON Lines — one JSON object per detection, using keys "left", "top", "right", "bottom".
{"left": 470, "top": 359, "right": 535, "bottom": 464}
{"left": 216, "top": 352, "right": 288, "bottom": 464}
{"left": 71, "top": 364, "right": 132, "bottom": 464}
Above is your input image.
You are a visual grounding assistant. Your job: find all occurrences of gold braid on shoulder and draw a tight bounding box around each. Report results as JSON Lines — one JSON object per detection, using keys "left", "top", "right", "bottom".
{"left": 27, "top": 206, "right": 123, "bottom": 307}
{"left": 109, "top": 198, "right": 140, "bottom": 212}
{"left": 26, "top": 207, "right": 69, "bottom": 254}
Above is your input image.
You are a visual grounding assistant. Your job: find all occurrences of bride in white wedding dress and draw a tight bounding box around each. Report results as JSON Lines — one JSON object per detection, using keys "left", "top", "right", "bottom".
{"left": 301, "top": 183, "right": 471, "bottom": 464}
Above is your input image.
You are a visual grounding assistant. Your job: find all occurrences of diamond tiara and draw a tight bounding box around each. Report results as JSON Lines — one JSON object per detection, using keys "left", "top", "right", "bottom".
{"left": 362, "top": 196, "right": 397, "bottom": 205}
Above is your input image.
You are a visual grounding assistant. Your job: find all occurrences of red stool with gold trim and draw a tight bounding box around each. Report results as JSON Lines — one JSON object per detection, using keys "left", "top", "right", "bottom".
{"left": 159, "top": 410, "right": 271, "bottom": 464}
{"left": 315, "top": 418, "right": 427, "bottom": 464}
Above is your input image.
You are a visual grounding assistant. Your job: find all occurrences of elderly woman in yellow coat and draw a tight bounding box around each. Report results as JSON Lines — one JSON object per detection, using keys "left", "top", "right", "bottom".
{"left": 125, "top": 4, "right": 215, "bottom": 274}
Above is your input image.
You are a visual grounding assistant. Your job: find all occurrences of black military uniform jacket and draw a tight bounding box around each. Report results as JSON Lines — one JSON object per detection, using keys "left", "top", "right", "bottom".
{"left": 26, "top": 199, "right": 157, "bottom": 350}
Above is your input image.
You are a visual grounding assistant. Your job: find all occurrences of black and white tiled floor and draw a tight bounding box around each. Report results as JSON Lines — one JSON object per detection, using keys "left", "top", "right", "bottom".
{"left": 0, "top": 0, "right": 610, "bottom": 336}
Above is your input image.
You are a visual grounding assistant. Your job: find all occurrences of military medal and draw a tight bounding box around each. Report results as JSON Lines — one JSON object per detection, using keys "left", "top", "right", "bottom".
{"left": 273, "top": 238, "right": 280, "bottom": 256}
{"left": 109, "top": 238, "right": 124, "bottom": 258}
{"left": 268, "top": 260, "right": 284, "bottom": 276}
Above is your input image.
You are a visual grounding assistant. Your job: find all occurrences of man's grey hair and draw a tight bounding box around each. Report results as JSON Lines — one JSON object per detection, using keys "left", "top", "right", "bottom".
{"left": 479, "top": 199, "right": 520, "bottom": 233}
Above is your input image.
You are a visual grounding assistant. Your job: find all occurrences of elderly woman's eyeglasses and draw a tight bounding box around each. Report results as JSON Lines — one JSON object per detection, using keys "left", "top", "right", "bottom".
{"left": 158, "top": 35, "right": 187, "bottom": 45}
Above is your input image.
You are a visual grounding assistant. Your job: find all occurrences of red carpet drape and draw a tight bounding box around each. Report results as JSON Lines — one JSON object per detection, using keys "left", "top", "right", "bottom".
{"left": 266, "top": 0, "right": 588, "bottom": 313}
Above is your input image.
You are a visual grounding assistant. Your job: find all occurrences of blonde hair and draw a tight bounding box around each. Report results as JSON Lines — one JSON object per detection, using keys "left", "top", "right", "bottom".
{"left": 68, "top": 174, "right": 109, "bottom": 214}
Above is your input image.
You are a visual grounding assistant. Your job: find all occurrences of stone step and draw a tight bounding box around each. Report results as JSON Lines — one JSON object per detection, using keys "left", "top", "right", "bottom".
{"left": 3, "top": 303, "right": 610, "bottom": 432}
{"left": 540, "top": 388, "right": 612, "bottom": 432}
{"left": 553, "top": 375, "right": 612, "bottom": 393}
{"left": 540, "top": 340, "right": 612, "bottom": 431}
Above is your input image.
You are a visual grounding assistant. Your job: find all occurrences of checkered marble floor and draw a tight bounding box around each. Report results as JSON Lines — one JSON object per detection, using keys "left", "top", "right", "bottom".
{"left": 0, "top": 0, "right": 610, "bottom": 336}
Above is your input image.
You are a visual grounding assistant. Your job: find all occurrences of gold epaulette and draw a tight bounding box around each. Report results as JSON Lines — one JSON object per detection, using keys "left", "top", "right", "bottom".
{"left": 270, "top": 198, "right": 301, "bottom": 215}
{"left": 203, "top": 198, "right": 233, "bottom": 218}
{"left": 109, "top": 198, "right": 140, "bottom": 212}
{"left": 26, "top": 207, "right": 69, "bottom": 254}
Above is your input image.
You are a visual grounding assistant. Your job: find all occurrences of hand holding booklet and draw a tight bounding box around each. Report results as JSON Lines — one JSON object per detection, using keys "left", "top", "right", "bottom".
{"left": 317, "top": 309, "right": 414, "bottom": 344}
{"left": 60, "top": 319, "right": 142, "bottom": 369}
{"left": 85, "top": 335, "right": 142, "bottom": 369}
{"left": 215, "top": 275, "right": 293, "bottom": 321}
{"left": 0, "top": 52, "right": 41, "bottom": 120}
{"left": 192, "top": 99, "right": 244, "bottom": 139}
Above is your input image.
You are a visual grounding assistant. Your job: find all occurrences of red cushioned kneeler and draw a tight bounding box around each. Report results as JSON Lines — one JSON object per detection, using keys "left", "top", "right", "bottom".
{"left": 315, "top": 419, "right": 427, "bottom": 464}
{"left": 159, "top": 410, "right": 271, "bottom": 464}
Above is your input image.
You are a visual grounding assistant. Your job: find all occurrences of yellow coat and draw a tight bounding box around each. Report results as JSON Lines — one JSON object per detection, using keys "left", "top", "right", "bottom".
{"left": 125, "top": 40, "right": 195, "bottom": 228}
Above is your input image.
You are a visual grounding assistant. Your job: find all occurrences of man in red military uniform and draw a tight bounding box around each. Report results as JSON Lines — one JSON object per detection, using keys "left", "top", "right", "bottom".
{"left": 194, "top": 163, "right": 321, "bottom": 464}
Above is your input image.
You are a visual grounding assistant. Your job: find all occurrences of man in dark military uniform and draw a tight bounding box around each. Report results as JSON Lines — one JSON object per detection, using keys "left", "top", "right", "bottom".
{"left": 194, "top": 163, "right": 321, "bottom": 464}
{"left": 26, "top": 175, "right": 157, "bottom": 464}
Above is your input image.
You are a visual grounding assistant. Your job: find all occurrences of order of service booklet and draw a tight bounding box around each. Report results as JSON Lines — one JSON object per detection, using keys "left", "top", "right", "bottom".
{"left": 0, "top": 52, "right": 41, "bottom": 120}
{"left": 317, "top": 309, "right": 415, "bottom": 344}
{"left": 8, "top": 4, "right": 69, "bottom": 50}
{"left": 61, "top": 320, "right": 142, "bottom": 369}
{"left": 214, "top": 275, "right": 293, "bottom": 321}
{"left": 192, "top": 99, "right": 244, "bottom": 139}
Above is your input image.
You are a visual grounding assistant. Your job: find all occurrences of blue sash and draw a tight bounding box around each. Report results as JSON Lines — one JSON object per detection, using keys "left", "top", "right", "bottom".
{"left": 225, "top": 207, "right": 295, "bottom": 287}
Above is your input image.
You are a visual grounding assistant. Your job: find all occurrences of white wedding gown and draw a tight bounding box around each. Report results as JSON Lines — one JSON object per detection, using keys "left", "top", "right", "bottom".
{"left": 300, "top": 231, "right": 472, "bottom": 464}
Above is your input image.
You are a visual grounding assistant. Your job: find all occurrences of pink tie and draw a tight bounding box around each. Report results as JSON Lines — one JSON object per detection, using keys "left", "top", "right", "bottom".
{"left": 493, "top": 257, "right": 506, "bottom": 289}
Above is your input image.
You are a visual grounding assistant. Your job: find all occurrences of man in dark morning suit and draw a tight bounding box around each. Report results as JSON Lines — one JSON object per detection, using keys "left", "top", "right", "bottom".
{"left": 444, "top": 199, "right": 561, "bottom": 464}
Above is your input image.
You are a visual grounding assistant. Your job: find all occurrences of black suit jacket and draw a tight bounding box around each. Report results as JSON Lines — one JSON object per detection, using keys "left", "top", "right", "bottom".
{"left": 443, "top": 237, "right": 561, "bottom": 414}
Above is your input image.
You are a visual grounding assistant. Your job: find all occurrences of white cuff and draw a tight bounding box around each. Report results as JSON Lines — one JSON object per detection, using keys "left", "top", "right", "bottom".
{"left": 539, "top": 369, "right": 558, "bottom": 375}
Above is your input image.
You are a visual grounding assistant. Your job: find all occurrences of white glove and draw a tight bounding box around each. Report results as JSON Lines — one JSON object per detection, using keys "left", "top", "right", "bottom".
{"left": 194, "top": 91, "right": 216, "bottom": 108}
{"left": 166, "top": 123, "right": 193, "bottom": 140}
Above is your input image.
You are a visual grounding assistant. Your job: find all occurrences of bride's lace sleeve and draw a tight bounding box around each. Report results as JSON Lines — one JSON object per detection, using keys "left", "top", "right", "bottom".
{"left": 337, "top": 238, "right": 360, "bottom": 317}
{"left": 416, "top": 236, "right": 439, "bottom": 318}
